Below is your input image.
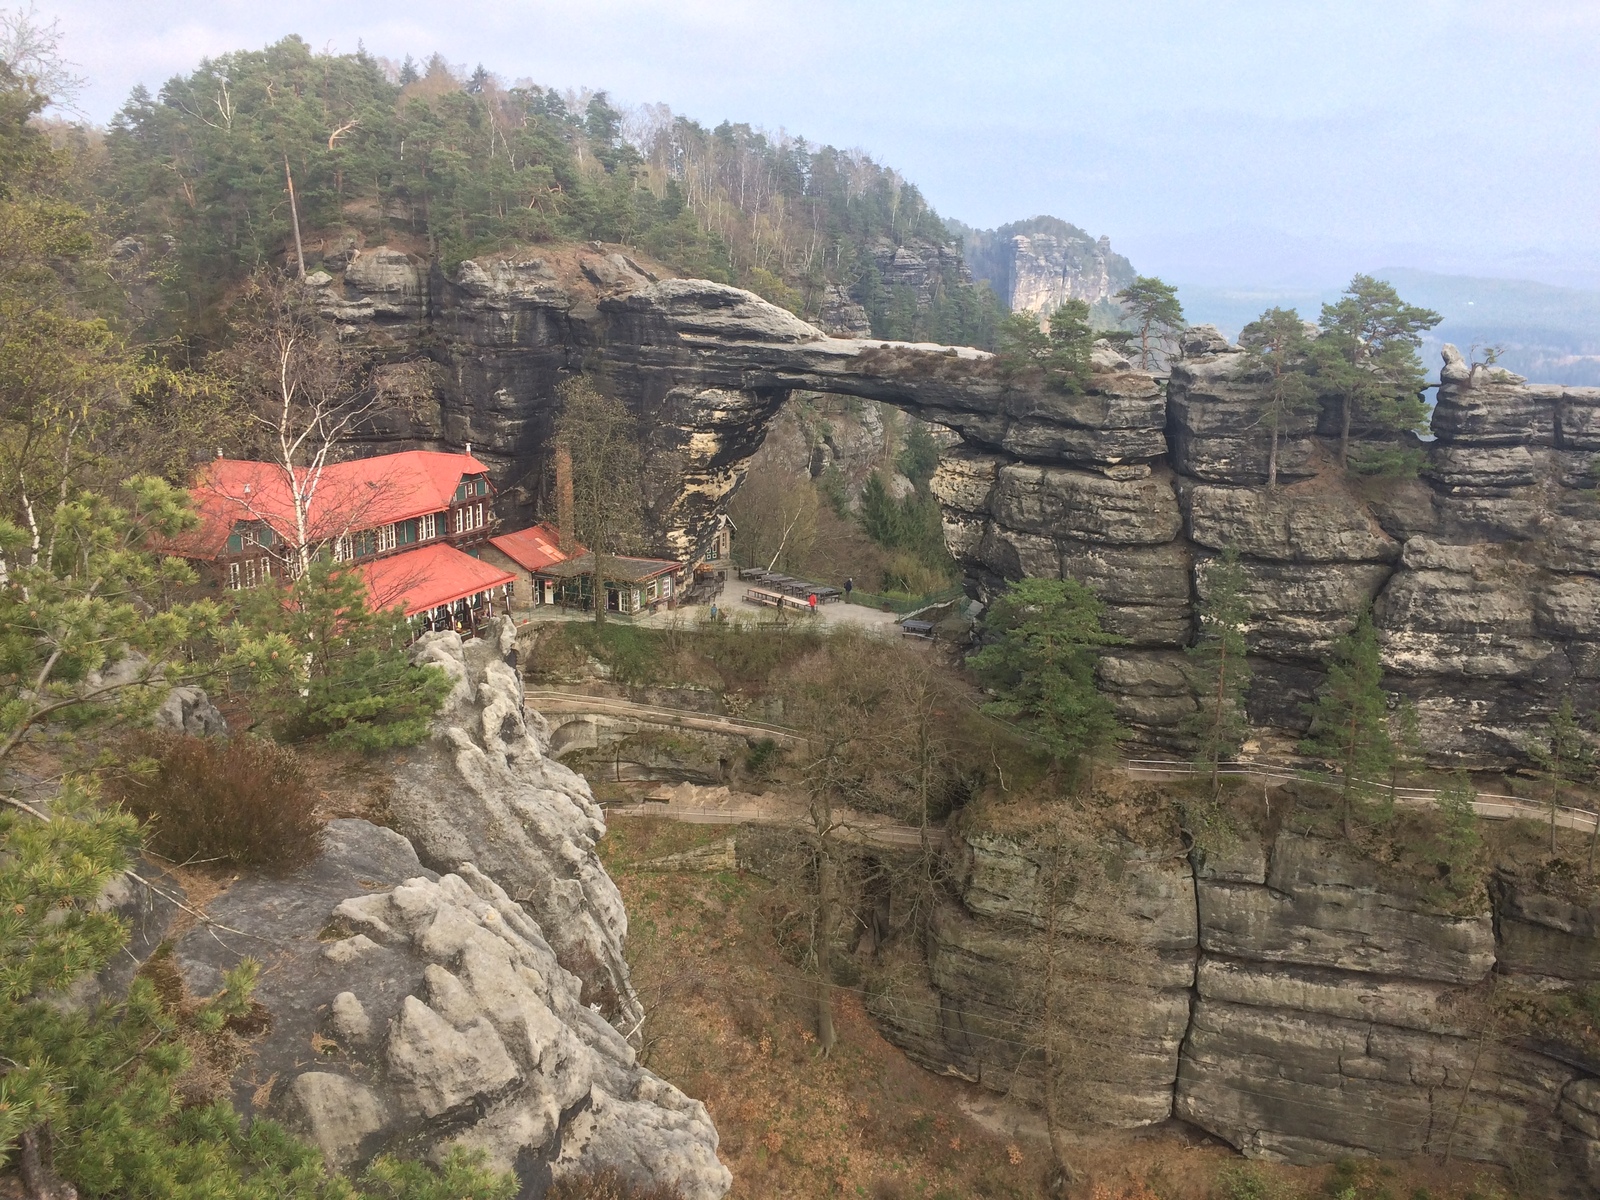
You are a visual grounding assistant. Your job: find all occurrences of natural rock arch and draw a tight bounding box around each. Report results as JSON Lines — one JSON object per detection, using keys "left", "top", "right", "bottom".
{"left": 324, "top": 248, "right": 1600, "bottom": 766}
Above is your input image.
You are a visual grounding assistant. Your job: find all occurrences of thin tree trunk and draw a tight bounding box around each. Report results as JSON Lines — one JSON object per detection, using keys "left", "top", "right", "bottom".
{"left": 284, "top": 156, "right": 306, "bottom": 280}
{"left": 1210, "top": 643, "right": 1227, "bottom": 796}
{"left": 1039, "top": 845, "right": 1078, "bottom": 1197}
{"left": 814, "top": 838, "right": 836, "bottom": 1055}
{"left": 1267, "top": 395, "right": 1281, "bottom": 490}
{"left": 1340, "top": 394, "right": 1351, "bottom": 469}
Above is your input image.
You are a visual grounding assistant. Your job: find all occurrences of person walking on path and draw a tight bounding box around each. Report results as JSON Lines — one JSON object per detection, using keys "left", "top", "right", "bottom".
{"left": 844, "top": 576, "right": 854, "bottom": 602}
{"left": 808, "top": 593, "right": 818, "bottom": 614}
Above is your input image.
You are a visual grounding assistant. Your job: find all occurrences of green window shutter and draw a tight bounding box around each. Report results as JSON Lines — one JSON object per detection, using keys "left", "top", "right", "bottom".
{"left": 226, "top": 532, "right": 242, "bottom": 552}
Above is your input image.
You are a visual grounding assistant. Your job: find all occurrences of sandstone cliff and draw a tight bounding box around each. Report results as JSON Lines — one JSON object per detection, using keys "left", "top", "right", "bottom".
{"left": 958, "top": 215, "right": 1138, "bottom": 317}
{"left": 861, "top": 809, "right": 1600, "bottom": 1193}
{"left": 317, "top": 245, "right": 1598, "bottom": 767}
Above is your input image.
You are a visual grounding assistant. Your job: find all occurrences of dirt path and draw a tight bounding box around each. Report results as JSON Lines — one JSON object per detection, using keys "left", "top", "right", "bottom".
{"left": 524, "top": 689, "right": 805, "bottom": 745}
{"left": 602, "top": 782, "right": 929, "bottom": 850}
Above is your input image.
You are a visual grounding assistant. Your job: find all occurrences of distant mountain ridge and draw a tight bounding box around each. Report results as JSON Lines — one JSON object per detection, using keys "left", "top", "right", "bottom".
{"left": 1173, "top": 270, "right": 1600, "bottom": 387}
{"left": 948, "top": 215, "right": 1136, "bottom": 322}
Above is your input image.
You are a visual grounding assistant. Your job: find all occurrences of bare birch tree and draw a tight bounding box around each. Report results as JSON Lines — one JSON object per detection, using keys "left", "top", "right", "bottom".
{"left": 553, "top": 377, "right": 645, "bottom": 624}
{"left": 211, "top": 271, "right": 405, "bottom": 574}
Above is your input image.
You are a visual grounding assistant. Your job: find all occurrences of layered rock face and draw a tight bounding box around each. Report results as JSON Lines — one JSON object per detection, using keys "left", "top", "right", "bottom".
{"left": 872, "top": 824, "right": 1600, "bottom": 1189}
{"left": 320, "top": 247, "right": 1599, "bottom": 762}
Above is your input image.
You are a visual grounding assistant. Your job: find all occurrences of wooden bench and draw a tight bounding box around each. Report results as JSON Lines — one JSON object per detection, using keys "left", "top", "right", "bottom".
{"left": 743, "top": 587, "right": 784, "bottom": 608}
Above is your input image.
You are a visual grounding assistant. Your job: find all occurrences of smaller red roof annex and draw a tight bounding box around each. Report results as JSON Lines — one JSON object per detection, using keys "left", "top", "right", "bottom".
{"left": 360, "top": 542, "right": 515, "bottom": 616}
{"left": 487, "top": 522, "right": 585, "bottom": 572}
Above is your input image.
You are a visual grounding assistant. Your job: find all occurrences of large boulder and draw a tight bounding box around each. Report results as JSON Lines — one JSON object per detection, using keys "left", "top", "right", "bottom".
{"left": 174, "top": 819, "right": 730, "bottom": 1196}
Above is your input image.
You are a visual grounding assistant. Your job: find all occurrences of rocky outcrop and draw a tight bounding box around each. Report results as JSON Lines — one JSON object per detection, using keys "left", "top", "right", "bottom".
{"left": 959, "top": 216, "right": 1137, "bottom": 317}
{"left": 872, "top": 822, "right": 1600, "bottom": 1189}
{"left": 137, "top": 625, "right": 732, "bottom": 1195}
{"left": 173, "top": 819, "right": 729, "bottom": 1197}
{"left": 387, "top": 619, "right": 638, "bottom": 1024}
{"left": 867, "top": 237, "right": 973, "bottom": 310}
{"left": 870, "top": 828, "right": 1196, "bottom": 1127}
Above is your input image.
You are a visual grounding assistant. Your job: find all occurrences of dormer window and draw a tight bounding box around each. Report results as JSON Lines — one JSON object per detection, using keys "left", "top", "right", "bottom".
{"left": 455, "top": 476, "right": 489, "bottom": 502}
{"left": 226, "top": 523, "right": 273, "bottom": 553}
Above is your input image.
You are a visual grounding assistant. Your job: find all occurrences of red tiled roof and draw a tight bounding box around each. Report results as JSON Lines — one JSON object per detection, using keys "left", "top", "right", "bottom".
{"left": 487, "top": 523, "right": 585, "bottom": 572}
{"left": 172, "top": 451, "right": 493, "bottom": 558}
{"left": 359, "top": 542, "right": 515, "bottom": 616}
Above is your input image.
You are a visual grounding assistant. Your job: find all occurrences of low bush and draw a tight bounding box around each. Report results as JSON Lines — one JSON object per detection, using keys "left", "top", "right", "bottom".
{"left": 112, "top": 731, "right": 323, "bottom": 869}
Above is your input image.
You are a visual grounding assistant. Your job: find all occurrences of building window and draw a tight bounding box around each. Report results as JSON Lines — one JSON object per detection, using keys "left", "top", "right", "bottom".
{"left": 260, "top": 556, "right": 271, "bottom": 582}
{"left": 227, "top": 561, "right": 240, "bottom": 590}
{"left": 377, "top": 524, "right": 397, "bottom": 553}
{"left": 333, "top": 535, "right": 352, "bottom": 562}
{"left": 244, "top": 558, "right": 257, "bottom": 588}
{"left": 421, "top": 513, "right": 438, "bottom": 540}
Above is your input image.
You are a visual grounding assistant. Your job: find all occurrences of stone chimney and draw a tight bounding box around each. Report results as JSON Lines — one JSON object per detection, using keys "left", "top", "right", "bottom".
{"left": 555, "top": 442, "right": 575, "bottom": 553}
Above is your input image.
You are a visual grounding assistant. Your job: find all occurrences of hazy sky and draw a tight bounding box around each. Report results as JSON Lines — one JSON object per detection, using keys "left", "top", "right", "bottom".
{"left": 31, "top": 0, "right": 1600, "bottom": 288}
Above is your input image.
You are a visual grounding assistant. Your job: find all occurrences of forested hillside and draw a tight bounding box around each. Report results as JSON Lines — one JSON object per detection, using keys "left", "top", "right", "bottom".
{"left": 88, "top": 36, "right": 1001, "bottom": 347}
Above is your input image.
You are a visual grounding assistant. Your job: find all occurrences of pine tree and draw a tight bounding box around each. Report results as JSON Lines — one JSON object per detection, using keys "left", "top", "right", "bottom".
{"left": 1433, "top": 770, "right": 1482, "bottom": 899}
{"left": 1185, "top": 550, "right": 1253, "bottom": 793}
{"left": 1114, "top": 275, "right": 1185, "bottom": 369}
{"left": 1044, "top": 299, "right": 1095, "bottom": 393}
{"left": 231, "top": 559, "right": 453, "bottom": 749}
{"left": 1314, "top": 275, "right": 1441, "bottom": 473}
{"left": 1301, "top": 609, "right": 1395, "bottom": 839}
{"left": 398, "top": 54, "right": 419, "bottom": 85}
{"left": 1529, "top": 696, "right": 1597, "bottom": 855}
{"left": 1238, "top": 307, "right": 1319, "bottom": 489}
{"left": 970, "top": 577, "right": 1124, "bottom": 775}
{"left": 995, "top": 300, "right": 1094, "bottom": 394}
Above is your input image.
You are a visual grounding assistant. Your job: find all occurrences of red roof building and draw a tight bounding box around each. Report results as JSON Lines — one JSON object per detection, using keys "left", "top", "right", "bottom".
{"left": 481, "top": 521, "right": 589, "bottom": 608}
{"left": 360, "top": 541, "right": 515, "bottom": 618}
{"left": 169, "top": 449, "right": 514, "bottom": 632}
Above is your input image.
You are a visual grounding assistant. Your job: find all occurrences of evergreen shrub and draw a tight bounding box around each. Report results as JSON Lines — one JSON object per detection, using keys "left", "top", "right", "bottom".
{"left": 114, "top": 732, "right": 323, "bottom": 869}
